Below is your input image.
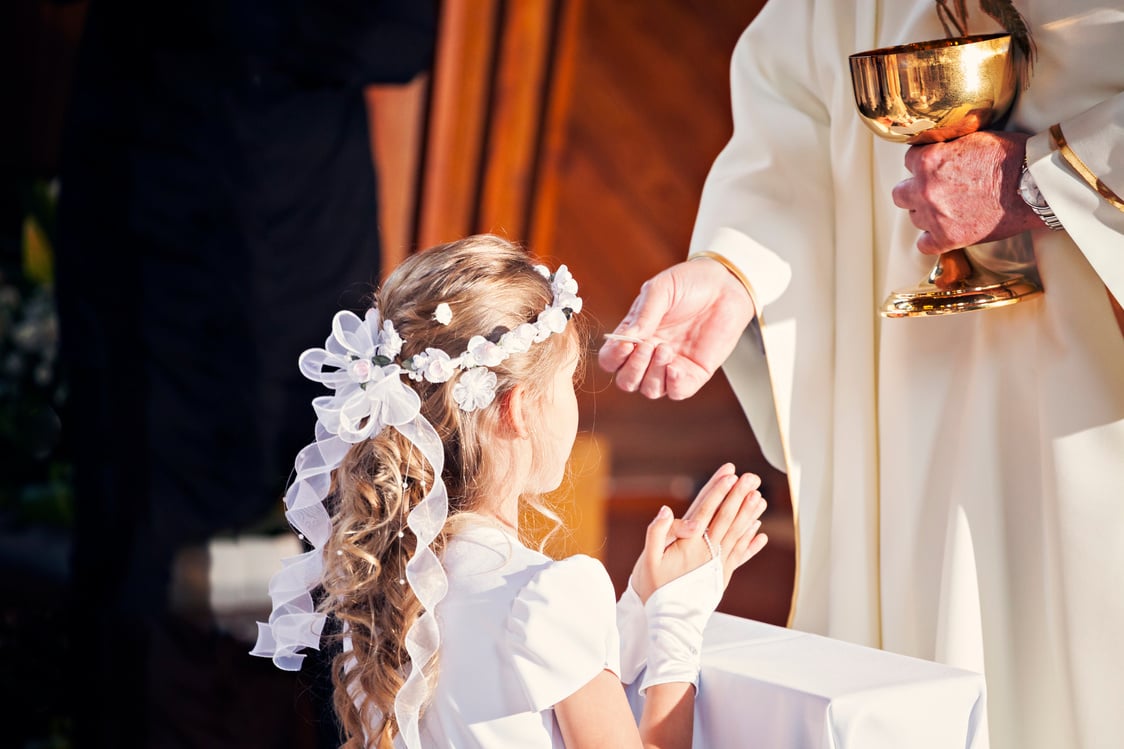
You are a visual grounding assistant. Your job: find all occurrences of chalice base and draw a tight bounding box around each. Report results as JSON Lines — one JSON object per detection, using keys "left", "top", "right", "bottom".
{"left": 880, "top": 271, "right": 1042, "bottom": 318}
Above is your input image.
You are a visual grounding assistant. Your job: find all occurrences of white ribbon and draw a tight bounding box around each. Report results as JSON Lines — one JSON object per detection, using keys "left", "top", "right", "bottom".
{"left": 252, "top": 310, "right": 451, "bottom": 748}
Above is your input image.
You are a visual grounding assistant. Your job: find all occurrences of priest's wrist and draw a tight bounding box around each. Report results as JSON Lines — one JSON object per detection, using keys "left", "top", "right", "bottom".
{"left": 688, "top": 251, "right": 759, "bottom": 318}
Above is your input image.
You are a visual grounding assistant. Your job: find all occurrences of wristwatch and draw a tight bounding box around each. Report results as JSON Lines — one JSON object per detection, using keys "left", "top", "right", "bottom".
{"left": 1018, "top": 157, "right": 1064, "bottom": 230}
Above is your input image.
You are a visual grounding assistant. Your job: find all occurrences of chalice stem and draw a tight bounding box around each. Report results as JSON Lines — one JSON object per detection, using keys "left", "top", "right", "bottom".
{"left": 927, "top": 248, "right": 973, "bottom": 289}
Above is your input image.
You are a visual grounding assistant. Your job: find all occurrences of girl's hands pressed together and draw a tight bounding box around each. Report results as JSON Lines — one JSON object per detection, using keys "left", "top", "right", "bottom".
{"left": 631, "top": 463, "right": 769, "bottom": 604}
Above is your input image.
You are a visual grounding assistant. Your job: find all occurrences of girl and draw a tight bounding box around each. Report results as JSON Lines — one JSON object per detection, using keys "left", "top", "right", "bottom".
{"left": 253, "top": 235, "right": 769, "bottom": 748}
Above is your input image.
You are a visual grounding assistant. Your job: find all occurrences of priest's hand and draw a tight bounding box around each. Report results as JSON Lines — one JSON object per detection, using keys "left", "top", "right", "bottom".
{"left": 891, "top": 130, "right": 1043, "bottom": 254}
{"left": 598, "top": 257, "right": 755, "bottom": 400}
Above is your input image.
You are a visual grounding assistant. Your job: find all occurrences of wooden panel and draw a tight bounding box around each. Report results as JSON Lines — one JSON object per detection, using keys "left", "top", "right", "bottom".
{"left": 416, "top": 0, "right": 501, "bottom": 247}
{"left": 477, "top": 0, "right": 558, "bottom": 238}
{"left": 366, "top": 73, "right": 430, "bottom": 277}
{"left": 529, "top": 0, "right": 585, "bottom": 259}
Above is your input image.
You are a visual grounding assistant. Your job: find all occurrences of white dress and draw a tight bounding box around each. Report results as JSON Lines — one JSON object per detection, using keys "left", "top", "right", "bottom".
{"left": 401, "top": 522, "right": 622, "bottom": 748}
{"left": 692, "top": 1, "right": 1124, "bottom": 748}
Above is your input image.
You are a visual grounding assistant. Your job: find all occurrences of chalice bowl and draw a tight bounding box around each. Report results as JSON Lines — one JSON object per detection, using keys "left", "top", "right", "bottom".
{"left": 850, "top": 33, "right": 1041, "bottom": 317}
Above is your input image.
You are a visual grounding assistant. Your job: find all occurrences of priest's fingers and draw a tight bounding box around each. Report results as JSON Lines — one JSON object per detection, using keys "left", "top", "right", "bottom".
{"left": 664, "top": 357, "right": 712, "bottom": 401}
{"left": 639, "top": 345, "right": 714, "bottom": 401}
{"left": 598, "top": 277, "right": 672, "bottom": 374}
{"left": 638, "top": 342, "right": 678, "bottom": 399}
{"left": 608, "top": 339, "right": 659, "bottom": 393}
{"left": 598, "top": 334, "right": 638, "bottom": 374}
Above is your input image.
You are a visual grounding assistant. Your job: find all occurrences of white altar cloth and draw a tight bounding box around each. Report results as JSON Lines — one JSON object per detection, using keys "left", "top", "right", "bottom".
{"left": 632, "top": 613, "right": 988, "bottom": 748}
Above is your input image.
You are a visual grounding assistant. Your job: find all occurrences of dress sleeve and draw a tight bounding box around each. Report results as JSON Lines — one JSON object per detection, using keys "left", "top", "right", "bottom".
{"left": 688, "top": 0, "right": 829, "bottom": 311}
{"left": 1026, "top": 94, "right": 1124, "bottom": 303}
{"left": 506, "top": 554, "right": 621, "bottom": 712}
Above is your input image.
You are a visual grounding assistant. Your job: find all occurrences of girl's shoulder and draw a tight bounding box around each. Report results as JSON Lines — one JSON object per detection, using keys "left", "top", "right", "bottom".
{"left": 505, "top": 553, "right": 621, "bottom": 711}
{"left": 444, "top": 521, "right": 550, "bottom": 578}
{"left": 519, "top": 553, "right": 615, "bottom": 602}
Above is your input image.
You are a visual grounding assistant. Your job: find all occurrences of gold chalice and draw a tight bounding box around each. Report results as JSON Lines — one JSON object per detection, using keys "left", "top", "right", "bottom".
{"left": 850, "top": 33, "right": 1042, "bottom": 318}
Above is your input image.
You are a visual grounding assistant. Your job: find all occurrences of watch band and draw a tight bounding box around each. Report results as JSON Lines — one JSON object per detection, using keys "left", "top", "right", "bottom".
{"left": 1030, "top": 201, "right": 1064, "bottom": 231}
{"left": 1020, "top": 157, "right": 1064, "bottom": 231}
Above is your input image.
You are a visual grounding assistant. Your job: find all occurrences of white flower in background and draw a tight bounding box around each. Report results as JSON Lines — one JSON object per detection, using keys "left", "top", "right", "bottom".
{"left": 453, "top": 367, "right": 498, "bottom": 412}
{"left": 433, "top": 302, "right": 453, "bottom": 326}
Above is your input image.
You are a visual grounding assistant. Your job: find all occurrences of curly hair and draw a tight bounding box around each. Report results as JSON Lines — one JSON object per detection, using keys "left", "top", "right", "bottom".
{"left": 314, "top": 235, "right": 587, "bottom": 747}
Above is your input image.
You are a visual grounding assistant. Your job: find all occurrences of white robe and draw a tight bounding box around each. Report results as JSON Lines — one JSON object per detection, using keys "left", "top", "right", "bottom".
{"left": 690, "top": 2, "right": 1124, "bottom": 748}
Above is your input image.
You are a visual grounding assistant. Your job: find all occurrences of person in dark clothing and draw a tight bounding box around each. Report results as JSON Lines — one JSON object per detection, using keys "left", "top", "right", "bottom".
{"left": 54, "top": 2, "right": 435, "bottom": 745}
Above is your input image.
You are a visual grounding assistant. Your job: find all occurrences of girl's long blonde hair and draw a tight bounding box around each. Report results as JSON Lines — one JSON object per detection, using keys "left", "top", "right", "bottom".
{"left": 315, "top": 235, "right": 585, "bottom": 747}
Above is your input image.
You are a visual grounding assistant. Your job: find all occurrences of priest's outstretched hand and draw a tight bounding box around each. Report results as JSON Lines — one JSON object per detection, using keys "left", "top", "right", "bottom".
{"left": 598, "top": 256, "right": 755, "bottom": 400}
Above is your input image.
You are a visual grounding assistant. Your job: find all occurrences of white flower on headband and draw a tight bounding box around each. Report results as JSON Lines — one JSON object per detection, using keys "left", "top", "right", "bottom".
{"left": 498, "top": 323, "right": 537, "bottom": 355}
{"left": 414, "top": 348, "right": 458, "bottom": 383}
{"left": 453, "top": 366, "right": 498, "bottom": 412}
{"left": 433, "top": 302, "right": 452, "bottom": 326}
{"left": 347, "top": 357, "right": 375, "bottom": 384}
{"left": 379, "top": 319, "right": 405, "bottom": 358}
{"left": 549, "top": 265, "right": 582, "bottom": 315}
{"left": 465, "top": 335, "right": 507, "bottom": 368}
{"left": 536, "top": 307, "right": 570, "bottom": 339}
{"left": 298, "top": 264, "right": 582, "bottom": 430}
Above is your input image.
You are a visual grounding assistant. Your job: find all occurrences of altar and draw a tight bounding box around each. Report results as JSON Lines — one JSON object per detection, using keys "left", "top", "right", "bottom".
{"left": 631, "top": 612, "right": 988, "bottom": 748}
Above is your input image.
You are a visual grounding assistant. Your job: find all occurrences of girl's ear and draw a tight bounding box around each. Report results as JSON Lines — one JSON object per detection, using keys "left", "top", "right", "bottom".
{"left": 501, "top": 386, "right": 532, "bottom": 440}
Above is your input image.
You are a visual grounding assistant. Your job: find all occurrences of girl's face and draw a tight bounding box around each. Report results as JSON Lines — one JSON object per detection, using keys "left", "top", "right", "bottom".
{"left": 530, "top": 353, "right": 580, "bottom": 493}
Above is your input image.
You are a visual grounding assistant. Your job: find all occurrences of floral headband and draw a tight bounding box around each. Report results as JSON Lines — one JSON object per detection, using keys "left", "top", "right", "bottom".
{"left": 252, "top": 263, "right": 581, "bottom": 748}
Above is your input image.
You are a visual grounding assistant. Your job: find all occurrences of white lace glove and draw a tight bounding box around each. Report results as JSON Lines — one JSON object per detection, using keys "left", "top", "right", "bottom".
{"left": 639, "top": 555, "right": 724, "bottom": 694}
{"left": 616, "top": 579, "right": 648, "bottom": 685}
